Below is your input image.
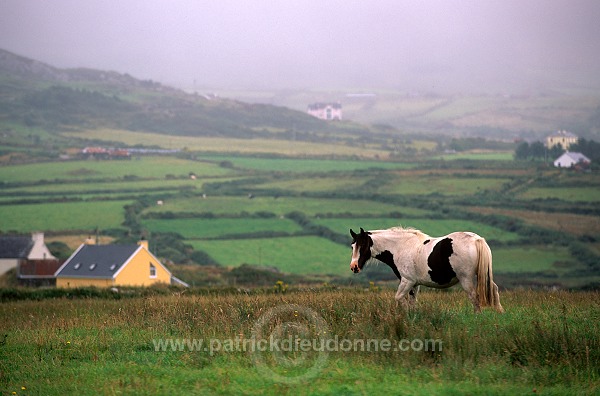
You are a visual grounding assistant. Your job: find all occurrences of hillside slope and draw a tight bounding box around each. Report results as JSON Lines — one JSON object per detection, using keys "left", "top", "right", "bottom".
{"left": 0, "top": 48, "right": 354, "bottom": 140}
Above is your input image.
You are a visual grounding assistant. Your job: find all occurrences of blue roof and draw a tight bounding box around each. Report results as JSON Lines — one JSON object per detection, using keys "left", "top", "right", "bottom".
{"left": 56, "top": 244, "right": 140, "bottom": 278}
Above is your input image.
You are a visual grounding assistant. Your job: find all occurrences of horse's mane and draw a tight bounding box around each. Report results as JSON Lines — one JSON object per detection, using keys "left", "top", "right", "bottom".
{"left": 372, "top": 226, "right": 429, "bottom": 239}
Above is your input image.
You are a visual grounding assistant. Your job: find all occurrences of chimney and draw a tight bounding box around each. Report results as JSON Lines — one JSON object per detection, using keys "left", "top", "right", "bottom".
{"left": 31, "top": 232, "right": 44, "bottom": 243}
{"left": 137, "top": 238, "right": 148, "bottom": 250}
{"left": 84, "top": 236, "right": 96, "bottom": 245}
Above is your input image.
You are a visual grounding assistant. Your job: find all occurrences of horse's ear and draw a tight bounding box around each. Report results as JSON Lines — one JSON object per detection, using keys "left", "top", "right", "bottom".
{"left": 360, "top": 227, "right": 365, "bottom": 234}
{"left": 350, "top": 229, "right": 357, "bottom": 239}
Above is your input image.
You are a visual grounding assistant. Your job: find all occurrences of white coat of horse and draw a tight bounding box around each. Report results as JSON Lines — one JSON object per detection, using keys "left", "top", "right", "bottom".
{"left": 350, "top": 227, "right": 504, "bottom": 313}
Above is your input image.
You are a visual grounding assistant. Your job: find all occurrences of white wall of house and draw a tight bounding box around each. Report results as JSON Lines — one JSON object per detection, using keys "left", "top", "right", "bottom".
{"left": 0, "top": 259, "right": 18, "bottom": 275}
{"left": 29, "top": 232, "right": 56, "bottom": 260}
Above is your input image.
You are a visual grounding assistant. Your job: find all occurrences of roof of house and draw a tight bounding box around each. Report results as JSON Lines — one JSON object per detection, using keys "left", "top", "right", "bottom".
{"left": 307, "top": 102, "right": 342, "bottom": 110}
{"left": 556, "top": 152, "right": 591, "bottom": 163}
{"left": 548, "top": 130, "right": 578, "bottom": 139}
{"left": 55, "top": 244, "right": 141, "bottom": 278}
{"left": 0, "top": 236, "right": 34, "bottom": 259}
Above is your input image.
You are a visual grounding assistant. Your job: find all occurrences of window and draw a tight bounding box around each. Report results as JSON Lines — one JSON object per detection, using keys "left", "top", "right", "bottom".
{"left": 109, "top": 264, "right": 117, "bottom": 271}
{"left": 73, "top": 263, "right": 81, "bottom": 270}
{"left": 149, "top": 263, "right": 156, "bottom": 278}
{"left": 89, "top": 263, "right": 97, "bottom": 271}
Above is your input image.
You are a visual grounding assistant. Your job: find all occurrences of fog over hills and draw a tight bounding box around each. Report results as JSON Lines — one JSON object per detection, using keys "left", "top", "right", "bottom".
{"left": 1, "top": 0, "right": 599, "bottom": 94}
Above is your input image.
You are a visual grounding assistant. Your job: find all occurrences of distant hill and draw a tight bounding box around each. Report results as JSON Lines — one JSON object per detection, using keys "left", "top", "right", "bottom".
{"left": 0, "top": 48, "right": 352, "bottom": 141}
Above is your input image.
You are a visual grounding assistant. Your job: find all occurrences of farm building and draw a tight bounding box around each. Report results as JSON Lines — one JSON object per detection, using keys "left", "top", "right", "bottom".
{"left": 546, "top": 130, "right": 578, "bottom": 150}
{"left": 553, "top": 152, "right": 591, "bottom": 168}
{"left": 55, "top": 239, "right": 186, "bottom": 288}
{"left": 81, "top": 146, "right": 131, "bottom": 160}
{"left": 0, "top": 233, "right": 58, "bottom": 281}
{"left": 307, "top": 102, "right": 342, "bottom": 120}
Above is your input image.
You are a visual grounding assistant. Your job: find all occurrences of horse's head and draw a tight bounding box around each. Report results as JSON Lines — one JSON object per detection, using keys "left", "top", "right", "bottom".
{"left": 350, "top": 228, "right": 372, "bottom": 273}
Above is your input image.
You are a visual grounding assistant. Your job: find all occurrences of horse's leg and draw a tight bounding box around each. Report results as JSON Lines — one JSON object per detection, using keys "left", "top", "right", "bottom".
{"left": 395, "top": 279, "right": 416, "bottom": 310}
{"left": 408, "top": 285, "right": 420, "bottom": 307}
{"left": 458, "top": 276, "right": 481, "bottom": 313}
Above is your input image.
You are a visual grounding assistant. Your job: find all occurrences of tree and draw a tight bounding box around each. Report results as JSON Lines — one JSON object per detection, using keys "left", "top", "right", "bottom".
{"left": 530, "top": 141, "right": 546, "bottom": 160}
{"left": 515, "top": 141, "right": 530, "bottom": 160}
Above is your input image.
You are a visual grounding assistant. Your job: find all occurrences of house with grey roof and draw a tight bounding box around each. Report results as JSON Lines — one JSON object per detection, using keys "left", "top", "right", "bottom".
{"left": 553, "top": 151, "right": 591, "bottom": 168}
{"left": 0, "top": 232, "right": 56, "bottom": 274}
{"left": 55, "top": 239, "right": 188, "bottom": 288}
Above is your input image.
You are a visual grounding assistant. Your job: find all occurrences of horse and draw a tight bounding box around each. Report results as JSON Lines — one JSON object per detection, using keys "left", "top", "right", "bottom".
{"left": 350, "top": 227, "right": 504, "bottom": 313}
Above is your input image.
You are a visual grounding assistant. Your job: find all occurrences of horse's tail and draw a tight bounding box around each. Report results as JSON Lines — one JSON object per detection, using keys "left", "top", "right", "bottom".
{"left": 475, "top": 237, "right": 504, "bottom": 312}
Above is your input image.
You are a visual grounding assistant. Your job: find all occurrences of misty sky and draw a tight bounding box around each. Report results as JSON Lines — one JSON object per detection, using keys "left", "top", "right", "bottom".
{"left": 1, "top": 0, "right": 599, "bottom": 93}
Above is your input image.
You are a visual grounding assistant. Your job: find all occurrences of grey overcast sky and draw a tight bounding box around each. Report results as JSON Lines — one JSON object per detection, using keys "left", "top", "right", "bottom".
{"left": 1, "top": 0, "right": 599, "bottom": 93}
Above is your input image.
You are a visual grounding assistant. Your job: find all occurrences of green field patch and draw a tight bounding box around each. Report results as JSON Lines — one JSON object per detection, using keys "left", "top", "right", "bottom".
{"left": 492, "top": 245, "right": 576, "bottom": 273}
{"left": 433, "top": 151, "right": 514, "bottom": 161}
{"left": 0, "top": 178, "right": 201, "bottom": 197}
{"left": 313, "top": 218, "right": 521, "bottom": 243}
{"left": 0, "top": 156, "right": 234, "bottom": 184}
{"left": 253, "top": 175, "right": 371, "bottom": 193}
{"left": 199, "top": 155, "right": 417, "bottom": 172}
{"left": 0, "top": 200, "right": 130, "bottom": 232}
{"left": 379, "top": 176, "right": 511, "bottom": 195}
{"left": 144, "top": 196, "right": 403, "bottom": 216}
{"left": 518, "top": 187, "right": 600, "bottom": 202}
{"left": 141, "top": 217, "right": 302, "bottom": 239}
{"left": 61, "top": 129, "right": 389, "bottom": 158}
{"left": 188, "top": 236, "right": 348, "bottom": 275}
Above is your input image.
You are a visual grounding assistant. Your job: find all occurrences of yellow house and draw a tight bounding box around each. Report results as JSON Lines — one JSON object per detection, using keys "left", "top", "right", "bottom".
{"left": 546, "top": 130, "right": 578, "bottom": 150}
{"left": 55, "top": 240, "right": 173, "bottom": 288}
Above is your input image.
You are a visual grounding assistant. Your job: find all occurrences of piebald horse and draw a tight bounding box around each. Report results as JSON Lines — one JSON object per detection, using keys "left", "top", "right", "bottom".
{"left": 350, "top": 227, "right": 504, "bottom": 313}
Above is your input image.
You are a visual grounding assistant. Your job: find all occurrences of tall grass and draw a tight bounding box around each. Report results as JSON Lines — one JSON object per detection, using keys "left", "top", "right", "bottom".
{"left": 0, "top": 289, "right": 597, "bottom": 394}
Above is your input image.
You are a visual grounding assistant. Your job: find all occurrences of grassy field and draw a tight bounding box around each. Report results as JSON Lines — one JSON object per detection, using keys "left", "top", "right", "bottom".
{"left": 0, "top": 200, "right": 131, "bottom": 233}
{"left": 188, "top": 236, "right": 348, "bottom": 275}
{"left": 0, "top": 156, "right": 234, "bottom": 183}
{"left": 518, "top": 187, "right": 600, "bottom": 202}
{"left": 142, "top": 196, "right": 405, "bottom": 217}
{"left": 0, "top": 289, "right": 597, "bottom": 395}
{"left": 59, "top": 128, "right": 390, "bottom": 158}
{"left": 0, "top": 151, "right": 598, "bottom": 288}
{"left": 141, "top": 217, "right": 303, "bottom": 239}
{"left": 195, "top": 155, "right": 417, "bottom": 172}
{"left": 377, "top": 176, "right": 512, "bottom": 195}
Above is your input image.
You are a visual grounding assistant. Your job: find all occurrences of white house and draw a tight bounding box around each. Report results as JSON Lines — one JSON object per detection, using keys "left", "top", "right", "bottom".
{"left": 553, "top": 152, "right": 591, "bottom": 168}
{"left": 0, "top": 232, "right": 56, "bottom": 275}
{"left": 307, "top": 103, "right": 342, "bottom": 120}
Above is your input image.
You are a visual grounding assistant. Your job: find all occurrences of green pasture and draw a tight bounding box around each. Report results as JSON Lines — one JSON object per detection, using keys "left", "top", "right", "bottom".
{"left": 141, "top": 217, "right": 302, "bottom": 239}
{"left": 492, "top": 245, "right": 578, "bottom": 273}
{"left": 314, "top": 218, "right": 521, "bottom": 243}
{"left": 433, "top": 151, "right": 515, "bottom": 161}
{"left": 379, "top": 176, "right": 511, "bottom": 195}
{"left": 143, "top": 196, "right": 404, "bottom": 217}
{"left": 60, "top": 129, "right": 389, "bottom": 158}
{"left": 0, "top": 156, "right": 234, "bottom": 184}
{"left": 252, "top": 175, "right": 372, "bottom": 193}
{"left": 188, "top": 236, "right": 349, "bottom": 275}
{"left": 0, "top": 200, "right": 130, "bottom": 233}
{"left": 199, "top": 154, "right": 417, "bottom": 173}
{"left": 518, "top": 187, "right": 600, "bottom": 202}
{"left": 0, "top": 178, "right": 202, "bottom": 198}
